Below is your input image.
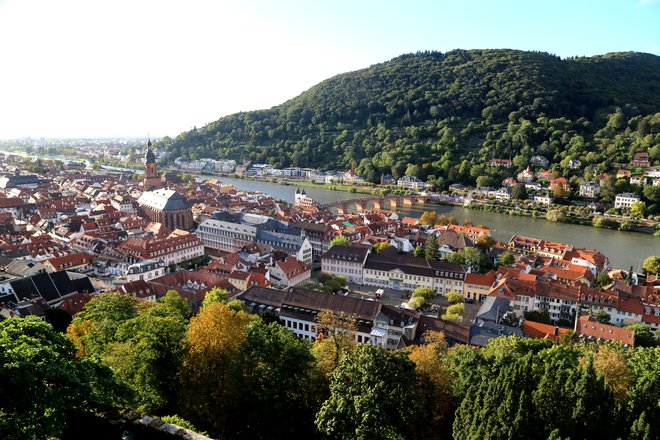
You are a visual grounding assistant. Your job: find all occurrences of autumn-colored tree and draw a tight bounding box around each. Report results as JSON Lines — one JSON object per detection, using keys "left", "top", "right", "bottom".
{"left": 590, "top": 345, "right": 633, "bottom": 405}
{"left": 312, "top": 309, "right": 357, "bottom": 374}
{"left": 475, "top": 234, "right": 496, "bottom": 250}
{"left": 408, "top": 331, "right": 453, "bottom": 437}
{"left": 179, "top": 302, "right": 255, "bottom": 434}
{"left": 419, "top": 211, "right": 438, "bottom": 226}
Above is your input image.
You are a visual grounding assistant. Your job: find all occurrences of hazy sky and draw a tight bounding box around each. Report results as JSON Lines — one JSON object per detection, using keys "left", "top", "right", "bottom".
{"left": 0, "top": 0, "right": 658, "bottom": 139}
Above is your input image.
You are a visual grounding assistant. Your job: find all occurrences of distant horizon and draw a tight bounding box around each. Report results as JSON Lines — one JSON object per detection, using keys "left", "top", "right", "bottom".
{"left": 1, "top": 0, "right": 658, "bottom": 139}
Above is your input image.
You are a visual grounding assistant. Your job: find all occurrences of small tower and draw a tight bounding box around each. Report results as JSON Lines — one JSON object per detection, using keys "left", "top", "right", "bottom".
{"left": 294, "top": 187, "right": 306, "bottom": 205}
{"left": 143, "top": 138, "right": 162, "bottom": 190}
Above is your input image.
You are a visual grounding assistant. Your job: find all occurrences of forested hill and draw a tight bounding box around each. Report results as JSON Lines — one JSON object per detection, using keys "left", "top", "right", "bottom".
{"left": 160, "top": 49, "right": 660, "bottom": 186}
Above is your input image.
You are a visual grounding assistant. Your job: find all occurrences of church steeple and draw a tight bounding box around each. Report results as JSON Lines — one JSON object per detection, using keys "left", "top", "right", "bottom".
{"left": 143, "top": 136, "right": 161, "bottom": 190}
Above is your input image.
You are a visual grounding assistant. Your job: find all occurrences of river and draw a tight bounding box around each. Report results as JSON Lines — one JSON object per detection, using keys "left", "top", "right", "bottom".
{"left": 215, "top": 176, "right": 658, "bottom": 269}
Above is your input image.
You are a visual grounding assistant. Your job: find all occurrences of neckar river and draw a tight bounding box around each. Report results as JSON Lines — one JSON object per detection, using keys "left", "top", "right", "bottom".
{"left": 216, "top": 176, "right": 658, "bottom": 270}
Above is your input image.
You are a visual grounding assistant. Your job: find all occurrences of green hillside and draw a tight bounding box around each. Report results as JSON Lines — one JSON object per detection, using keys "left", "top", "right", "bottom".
{"left": 161, "top": 49, "right": 660, "bottom": 186}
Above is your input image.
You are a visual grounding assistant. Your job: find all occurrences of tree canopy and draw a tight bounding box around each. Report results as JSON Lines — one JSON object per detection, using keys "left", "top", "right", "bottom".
{"left": 161, "top": 50, "right": 660, "bottom": 186}
{"left": 0, "top": 317, "right": 131, "bottom": 440}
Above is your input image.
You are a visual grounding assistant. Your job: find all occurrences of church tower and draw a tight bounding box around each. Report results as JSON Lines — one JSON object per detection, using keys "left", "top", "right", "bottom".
{"left": 143, "top": 138, "right": 162, "bottom": 190}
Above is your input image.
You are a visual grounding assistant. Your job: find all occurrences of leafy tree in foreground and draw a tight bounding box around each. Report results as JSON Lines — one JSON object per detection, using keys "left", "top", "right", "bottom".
{"left": 228, "top": 320, "right": 317, "bottom": 439}
{"left": 67, "top": 290, "right": 138, "bottom": 356}
{"left": 571, "top": 357, "right": 615, "bottom": 439}
{"left": 0, "top": 317, "right": 131, "bottom": 440}
{"left": 68, "top": 291, "right": 190, "bottom": 415}
{"left": 316, "top": 344, "right": 421, "bottom": 440}
{"left": 626, "top": 347, "right": 660, "bottom": 439}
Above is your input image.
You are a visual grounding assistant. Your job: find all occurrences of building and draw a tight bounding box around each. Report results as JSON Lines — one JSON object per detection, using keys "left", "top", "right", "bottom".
{"left": 508, "top": 235, "right": 573, "bottom": 259}
{"left": 489, "top": 159, "right": 513, "bottom": 168}
{"left": 0, "top": 173, "right": 49, "bottom": 189}
{"left": 362, "top": 247, "right": 467, "bottom": 295}
{"left": 196, "top": 212, "right": 313, "bottom": 265}
{"left": 529, "top": 155, "right": 549, "bottom": 168}
{"left": 124, "top": 259, "right": 166, "bottom": 282}
{"left": 550, "top": 177, "right": 568, "bottom": 192}
{"left": 294, "top": 188, "right": 317, "bottom": 207}
{"left": 196, "top": 211, "right": 262, "bottom": 252}
{"left": 269, "top": 255, "right": 311, "bottom": 289}
{"left": 517, "top": 167, "right": 535, "bottom": 183}
{"left": 237, "top": 286, "right": 430, "bottom": 349}
{"left": 396, "top": 175, "right": 431, "bottom": 190}
{"left": 464, "top": 270, "right": 497, "bottom": 302}
{"left": 568, "top": 159, "right": 581, "bottom": 169}
{"left": 575, "top": 314, "right": 635, "bottom": 346}
{"left": 143, "top": 139, "right": 163, "bottom": 190}
{"left": 632, "top": 152, "right": 650, "bottom": 168}
{"left": 292, "top": 221, "right": 331, "bottom": 260}
{"left": 138, "top": 189, "right": 194, "bottom": 231}
{"left": 43, "top": 252, "right": 96, "bottom": 273}
{"left": 494, "top": 187, "right": 512, "bottom": 201}
{"left": 629, "top": 176, "right": 647, "bottom": 186}
{"left": 469, "top": 296, "right": 522, "bottom": 346}
{"left": 321, "top": 245, "right": 370, "bottom": 284}
{"left": 579, "top": 182, "right": 601, "bottom": 199}
{"left": 0, "top": 270, "right": 95, "bottom": 306}
{"left": 614, "top": 193, "right": 640, "bottom": 209}
{"left": 116, "top": 230, "right": 204, "bottom": 267}
{"left": 435, "top": 231, "right": 474, "bottom": 259}
{"left": 533, "top": 194, "right": 553, "bottom": 205}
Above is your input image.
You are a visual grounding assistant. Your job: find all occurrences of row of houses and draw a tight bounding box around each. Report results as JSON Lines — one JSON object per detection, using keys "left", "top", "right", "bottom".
{"left": 321, "top": 245, "right": 468, "bottom": 295}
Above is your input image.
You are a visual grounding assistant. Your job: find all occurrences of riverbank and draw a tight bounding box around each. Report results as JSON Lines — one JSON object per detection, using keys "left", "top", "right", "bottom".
{"left": 164, "top": 169, "right": 660, "bottom": 236}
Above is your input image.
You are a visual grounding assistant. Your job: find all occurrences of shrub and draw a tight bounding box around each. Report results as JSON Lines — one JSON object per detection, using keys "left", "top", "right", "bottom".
{"left": 447, "top": 291, "right": 464, "bottom": 304}
{"left": 446, "top": 303, "right": 465, "bottom": 316}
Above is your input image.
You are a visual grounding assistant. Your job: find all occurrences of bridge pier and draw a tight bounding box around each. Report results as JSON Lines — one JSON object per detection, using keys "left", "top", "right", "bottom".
{"left": 354, "top": 201, "right": 364, "bottom": 212}
{"left": 372, "top": 199, "right": 382, "bottom": 210}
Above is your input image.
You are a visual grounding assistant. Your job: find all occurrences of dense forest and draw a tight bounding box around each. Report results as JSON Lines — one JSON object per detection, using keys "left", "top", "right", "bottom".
{"left": 2, "top": 290, "right": 659, "bottom": 440}
{"left": 160, "top": 49, "right": 660, "bottom": 187}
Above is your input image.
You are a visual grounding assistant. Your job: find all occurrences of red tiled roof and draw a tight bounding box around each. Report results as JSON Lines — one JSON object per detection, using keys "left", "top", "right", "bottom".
{"left": 522, "top": 320, "right": 570, "bottom": 342}
{"left": 576, "top": 315, "right": 634, "bottom": 346}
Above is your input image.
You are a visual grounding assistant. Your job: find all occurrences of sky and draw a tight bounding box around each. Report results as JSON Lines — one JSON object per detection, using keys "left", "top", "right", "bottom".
{"left": 0, "top": 0, "right": 658, "bottom": 139}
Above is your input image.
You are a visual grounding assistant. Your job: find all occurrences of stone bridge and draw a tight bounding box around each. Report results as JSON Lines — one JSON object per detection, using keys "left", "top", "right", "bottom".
{"left": 318, "top": 195, "right": 432, "bottom": 214}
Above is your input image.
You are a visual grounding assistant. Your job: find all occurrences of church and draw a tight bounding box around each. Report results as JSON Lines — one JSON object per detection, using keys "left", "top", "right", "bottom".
{"left": 138, "top": 139, "right": 194, "bottom": 231}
